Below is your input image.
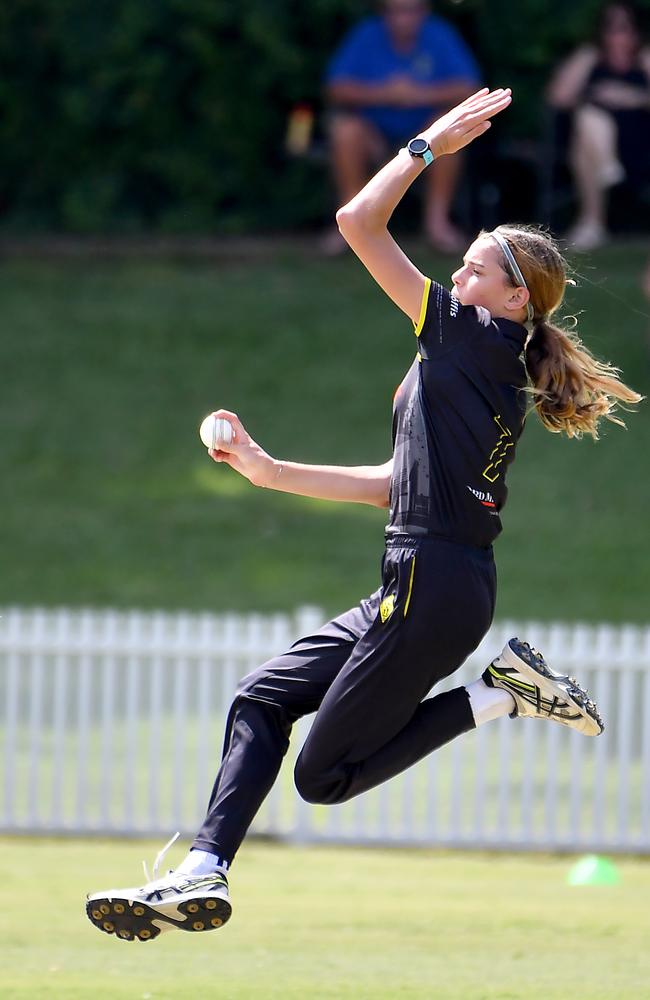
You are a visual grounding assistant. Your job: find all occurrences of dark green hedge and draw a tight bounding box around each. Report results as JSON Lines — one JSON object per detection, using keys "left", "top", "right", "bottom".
{"left": 0, "top": 0, "right": 647, "bottom": 232}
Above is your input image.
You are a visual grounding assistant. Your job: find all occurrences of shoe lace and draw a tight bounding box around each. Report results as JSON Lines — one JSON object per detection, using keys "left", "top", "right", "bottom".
{"left": 142, "top": 831, "right": 180, "bottom": 884}
{"left": 520, "top": 640, "right": 594, "bottom": 704}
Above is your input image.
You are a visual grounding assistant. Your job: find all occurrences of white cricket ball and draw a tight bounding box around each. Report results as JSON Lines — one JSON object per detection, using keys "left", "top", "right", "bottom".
{"left": 199, "top": 414, "right": 233, "bottom": 450}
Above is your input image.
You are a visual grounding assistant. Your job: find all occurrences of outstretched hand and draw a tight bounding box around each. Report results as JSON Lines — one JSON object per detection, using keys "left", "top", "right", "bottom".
{"left": 421, "top": 87, "right": 512, "bottom": 158}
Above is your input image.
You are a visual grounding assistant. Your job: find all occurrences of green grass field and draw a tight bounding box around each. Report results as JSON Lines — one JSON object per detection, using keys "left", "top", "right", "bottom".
{"left": 1, "top": 241, "right": 648, "bottom": 620}
{"left": 1, "top": 838, "right": 649, "bottom": 999}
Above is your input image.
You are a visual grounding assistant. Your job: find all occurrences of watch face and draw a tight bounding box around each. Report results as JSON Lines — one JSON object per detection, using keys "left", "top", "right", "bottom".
{"left": 408, "top": 137, "right": 429, "bottom": 156}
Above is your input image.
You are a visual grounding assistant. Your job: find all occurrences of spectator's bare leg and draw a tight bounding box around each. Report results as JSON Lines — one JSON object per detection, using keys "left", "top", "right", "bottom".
{"left": 423, "top": 152, "right": 466, "bottom": 254}
{"left": 330, "top": 114, "right": 385, "bottom": 202}
{"left": 567, "top": 106, "right": 623, "bottom": 250}
{"left": 323, "top": 114, "right": 385, "bottom": 255}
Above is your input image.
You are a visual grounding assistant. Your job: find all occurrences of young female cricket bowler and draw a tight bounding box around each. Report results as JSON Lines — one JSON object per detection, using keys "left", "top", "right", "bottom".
{"left": 86, "top": 88, "right": 642, "bottom": 942}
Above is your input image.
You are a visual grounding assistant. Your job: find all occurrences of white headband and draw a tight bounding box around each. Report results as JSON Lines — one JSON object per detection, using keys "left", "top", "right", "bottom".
{"left": 490, "top": 230, "right": 534, "bottom": 327}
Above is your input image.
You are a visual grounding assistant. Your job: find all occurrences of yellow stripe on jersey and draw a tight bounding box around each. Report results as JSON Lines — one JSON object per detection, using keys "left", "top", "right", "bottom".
{"left": 413, "top": 278, "right": 431, "bottom": 338}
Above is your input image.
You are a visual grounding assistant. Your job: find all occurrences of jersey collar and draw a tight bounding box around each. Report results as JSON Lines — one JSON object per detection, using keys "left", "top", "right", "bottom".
{"left": 495, "top": 317, "right": 528, "bottom": 353}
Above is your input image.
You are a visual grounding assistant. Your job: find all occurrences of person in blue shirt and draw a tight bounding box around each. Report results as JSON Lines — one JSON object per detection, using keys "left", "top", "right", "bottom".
{"left": 323, "top": 0, "right": 480, "bottom": 255}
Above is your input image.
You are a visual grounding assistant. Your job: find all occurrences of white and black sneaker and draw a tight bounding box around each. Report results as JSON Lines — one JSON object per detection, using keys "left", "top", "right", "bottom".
{"left": 483, "top": 638, "right": 604, "bottom": 737}
{"left": 86, "top": 836, "right": 231, "bottom": 942}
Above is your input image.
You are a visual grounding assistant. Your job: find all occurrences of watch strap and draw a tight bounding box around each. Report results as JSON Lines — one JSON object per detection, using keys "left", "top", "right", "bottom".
{"left": 406, "top": 137, "right": 435, "bottom": 167}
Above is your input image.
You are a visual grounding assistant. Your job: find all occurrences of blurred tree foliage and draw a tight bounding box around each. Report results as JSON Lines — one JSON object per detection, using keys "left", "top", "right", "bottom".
{"left": 0, "top": 0, "right": 648, "bottom": 232}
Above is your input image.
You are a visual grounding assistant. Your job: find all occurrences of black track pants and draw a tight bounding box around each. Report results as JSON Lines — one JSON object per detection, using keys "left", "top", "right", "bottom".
{"left": 193, "top": 536, "right": 496, "bottom": 864}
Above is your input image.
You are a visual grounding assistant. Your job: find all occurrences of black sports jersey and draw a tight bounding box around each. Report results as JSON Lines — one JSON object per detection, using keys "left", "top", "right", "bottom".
{"left": 386, "top": 278, "right": 528, "bottom": 547}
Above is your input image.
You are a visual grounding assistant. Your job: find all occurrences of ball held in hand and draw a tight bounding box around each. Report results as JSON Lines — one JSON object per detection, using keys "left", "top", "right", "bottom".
{"left": 199, "top": 414, "right": 233, "bottom": 450}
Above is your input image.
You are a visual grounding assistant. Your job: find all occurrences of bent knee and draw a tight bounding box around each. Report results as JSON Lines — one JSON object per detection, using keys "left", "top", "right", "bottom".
{"left": 329, "top": 113, "right": 380, "bottom": 150}
{"left": 235, "top": 666, "right": 270, "bottom": 701}
{"left": 294, "top": 756, "right": 347, "bottom": 806}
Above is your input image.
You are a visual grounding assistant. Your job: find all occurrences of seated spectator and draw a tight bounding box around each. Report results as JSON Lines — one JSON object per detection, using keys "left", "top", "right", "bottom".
{"left": 323, "top": 0, "right": 480, "bottom": 254}
{"left": 547, "top": 2, "right": 650, "bottom": 250}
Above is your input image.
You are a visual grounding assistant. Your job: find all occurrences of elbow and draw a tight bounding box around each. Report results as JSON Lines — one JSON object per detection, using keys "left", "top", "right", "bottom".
{"left": 373, "top": 484, "right": 391, "bottom": 509}
{"left": 544, "top": 83, "right": 561, "bottom": 108}
{"left": 374, "top": 464, "right": 392, "bottom": 508}
{"left": 336, "top": 204, "right": 383, "bottom": 246}
{"left": 366, "top": 494, "right": 390, "bottom": 509}
{"left": 335, "top": 205, "right": 349, "bottom": 231}
{"left": 336, "top": 205, "right": 362, "bottom": 238}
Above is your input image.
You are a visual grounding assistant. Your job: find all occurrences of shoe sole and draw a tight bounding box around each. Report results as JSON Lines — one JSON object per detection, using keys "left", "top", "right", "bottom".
{"left": 500, "top": 638, "right": 604, "bottom": 736}
{"left": 86, "top": 892, "right": 232, "bottom": 941}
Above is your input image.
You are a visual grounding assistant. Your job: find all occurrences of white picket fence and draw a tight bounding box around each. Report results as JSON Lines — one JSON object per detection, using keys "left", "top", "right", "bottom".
{"left": 1, "top": 606, "right": 649, "bottom": 853}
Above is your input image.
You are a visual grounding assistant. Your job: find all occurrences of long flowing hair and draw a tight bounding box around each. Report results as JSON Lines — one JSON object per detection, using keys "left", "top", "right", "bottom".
{"left": 487, "top": 225, "right": 643, "bottom": 439}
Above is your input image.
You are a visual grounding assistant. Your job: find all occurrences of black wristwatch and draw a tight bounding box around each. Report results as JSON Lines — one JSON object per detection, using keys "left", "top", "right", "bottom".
{"left": 407, "top": 136, "right": 434, "bottom": 166}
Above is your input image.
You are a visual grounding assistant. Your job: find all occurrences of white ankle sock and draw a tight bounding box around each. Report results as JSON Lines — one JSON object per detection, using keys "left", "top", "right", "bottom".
{"left": 176, "top": 849, "right": 229, "bottom": 876}
{"left": 465, "top": 677, "right": 515, "bottom": 726}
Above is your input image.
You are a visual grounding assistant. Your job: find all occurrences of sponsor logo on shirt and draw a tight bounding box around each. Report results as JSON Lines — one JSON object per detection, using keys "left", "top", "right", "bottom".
{"left": 467, "top": 485, "right": 496, "bottom": 508}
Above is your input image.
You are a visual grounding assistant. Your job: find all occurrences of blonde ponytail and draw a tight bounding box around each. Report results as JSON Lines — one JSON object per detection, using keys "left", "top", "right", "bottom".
{"left": 524, "top": 318, "right": 642, "bottom": 439}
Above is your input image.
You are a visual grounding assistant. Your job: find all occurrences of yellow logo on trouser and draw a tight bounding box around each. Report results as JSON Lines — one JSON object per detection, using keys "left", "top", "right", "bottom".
{"left": 380, "top": 595, "right": 396, "bottom": 623}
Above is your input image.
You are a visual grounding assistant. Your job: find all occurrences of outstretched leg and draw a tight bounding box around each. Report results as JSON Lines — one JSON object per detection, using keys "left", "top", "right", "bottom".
{"left": 567, "top": 104, "right": 623, "bottom": 250}
{"left": 189, "top": 606, "right": 375, "bottom": 864}
{"left": 423, "top": 152, "right": 467, "bottom": 254}
{"left": 322, "top": 113, "right": 387, "bottom": 255}
{"left": 84, "top": 593, "right": 379, "bottom": 940}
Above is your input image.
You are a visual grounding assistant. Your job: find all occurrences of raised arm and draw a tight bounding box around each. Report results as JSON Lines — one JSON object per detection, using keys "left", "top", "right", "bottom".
{"left": 546, "top": 46, "right": 599, "bottom": 109}
{"left": 335, "top": 88, "right": 512, "bottom": 324}
{"left": 206, "top": 410, "right": 392, "bottom": 509}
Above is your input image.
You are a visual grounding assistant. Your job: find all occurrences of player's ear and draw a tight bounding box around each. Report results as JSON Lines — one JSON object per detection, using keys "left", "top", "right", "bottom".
{"left": 505, "top": 286, "right": 529, "bottom": 313}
